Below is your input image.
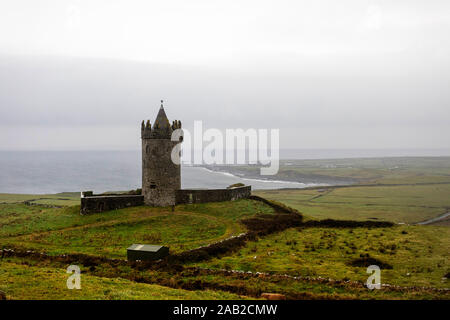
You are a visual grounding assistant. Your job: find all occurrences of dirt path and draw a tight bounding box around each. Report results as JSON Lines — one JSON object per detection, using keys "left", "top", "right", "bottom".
{"left": 416, "top": 211, "right": 450, "bottom": 225}
{"left": 308, "top": 188, "right": 334, "bottom": 201}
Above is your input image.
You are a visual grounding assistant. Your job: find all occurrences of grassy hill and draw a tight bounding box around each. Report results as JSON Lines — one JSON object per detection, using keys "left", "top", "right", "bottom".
{"left": 0, "top": 199, "right": 274, "bottom": 258}
{"left": 193, "top": 225, "right": 449, "bottom": 289}
{"left": 0, "top": 258, "right": 248, "bottom": 300}
{"left": 0, "top": 193, "right": 448, "bottom": 300}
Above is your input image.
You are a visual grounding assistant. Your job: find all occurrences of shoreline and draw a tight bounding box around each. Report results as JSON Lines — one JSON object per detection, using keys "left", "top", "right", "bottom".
{"left": 198, "top": 166, "right": 330, "bottom": 188}
{"left": 199, "top": 165, "right": 353, "bottom": 187}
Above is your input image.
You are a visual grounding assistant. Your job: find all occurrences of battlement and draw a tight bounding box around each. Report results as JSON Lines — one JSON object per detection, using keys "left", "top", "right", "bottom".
{"left": 141, "top": 118, "right": 182, "bottom": 139}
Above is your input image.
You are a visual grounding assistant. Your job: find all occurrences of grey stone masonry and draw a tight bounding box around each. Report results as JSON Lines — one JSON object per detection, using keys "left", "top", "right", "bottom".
{"left": 176, "top": 186, "right": 251, "bottom": 204}
{"left": 80, "top": 194, "right": 144, "bottom": 215}
{"left": 141, "top": 103, "right": 183, "bottom": 206}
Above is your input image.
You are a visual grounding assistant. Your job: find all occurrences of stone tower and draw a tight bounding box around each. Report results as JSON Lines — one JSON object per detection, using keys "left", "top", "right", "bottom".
{"left": 141, "top": 101, "right": 182, "bottom": 206}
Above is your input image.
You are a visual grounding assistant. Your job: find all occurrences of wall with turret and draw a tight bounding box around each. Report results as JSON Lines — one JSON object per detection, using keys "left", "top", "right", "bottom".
{"left": 79, "top": 186, "right": 251, "bottom": 214}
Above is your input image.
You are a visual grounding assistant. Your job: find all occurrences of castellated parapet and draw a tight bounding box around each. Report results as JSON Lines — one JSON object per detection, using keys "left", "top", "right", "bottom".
{"left": 141, "top": 102, "right": 182, "bottom": 206}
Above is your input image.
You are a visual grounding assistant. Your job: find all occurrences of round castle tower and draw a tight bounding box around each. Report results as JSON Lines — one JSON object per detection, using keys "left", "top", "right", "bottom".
{"left": 141, "top": 101, "right": 182, "bottom": 206}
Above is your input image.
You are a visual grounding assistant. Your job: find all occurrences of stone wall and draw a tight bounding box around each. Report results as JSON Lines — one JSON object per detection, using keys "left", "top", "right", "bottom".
{"left": 80, "top": 186, "right": 251, "bottom": 214}
{"left": 175, "top": 186, "right": 251, "bottom": 204}
{"left": 80, "top": 194, "right": 144, "bottom": 215}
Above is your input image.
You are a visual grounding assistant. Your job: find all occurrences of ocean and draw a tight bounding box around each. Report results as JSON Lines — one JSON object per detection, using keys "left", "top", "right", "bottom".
{"left": 1, "top": 149, "right": 449, "bottom": 194}
{"left": 0, "top": 150, "right": 317, "bottom": 194}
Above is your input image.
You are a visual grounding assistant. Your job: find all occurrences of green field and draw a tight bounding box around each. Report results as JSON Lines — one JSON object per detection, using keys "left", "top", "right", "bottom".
{"left": 255, "top": 184, "right": 450, "bottom": 223}
{"left": 250, "top": 157, "right": 450, "bottom": 223}
{"left": 0, "top": 158, "right": 449, "bottom": 299}
{"left": 0, "top": 192, "right": 81, "bottom": 206}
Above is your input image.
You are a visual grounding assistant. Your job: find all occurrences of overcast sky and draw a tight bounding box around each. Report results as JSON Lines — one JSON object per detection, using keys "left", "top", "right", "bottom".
{"left": 0, "top": 0, "right": 449, "bottom": 151}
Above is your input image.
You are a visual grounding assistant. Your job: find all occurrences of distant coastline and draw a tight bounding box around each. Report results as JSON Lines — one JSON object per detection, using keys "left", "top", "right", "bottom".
{"left": 201, "top": 164, "right": 355, "bottom": 186}
{"left": 1, "top": 150, "right": 449, "bottom": 194}
{"left": 199, "top": 166, "right": 329, "bottom": 188}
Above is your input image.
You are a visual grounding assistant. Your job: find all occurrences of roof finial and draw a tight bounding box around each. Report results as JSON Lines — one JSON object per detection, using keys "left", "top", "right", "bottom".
{"left": 160, "top": 99, "right": 164, "bottom": 109}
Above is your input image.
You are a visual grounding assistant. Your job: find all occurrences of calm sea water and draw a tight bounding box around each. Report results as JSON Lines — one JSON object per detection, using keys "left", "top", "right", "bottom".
{"left": 0, "top": 151, "right": 318, "bottom": 194}
{"left": 1, "top": 149, "right": 449, "bottom": 194}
